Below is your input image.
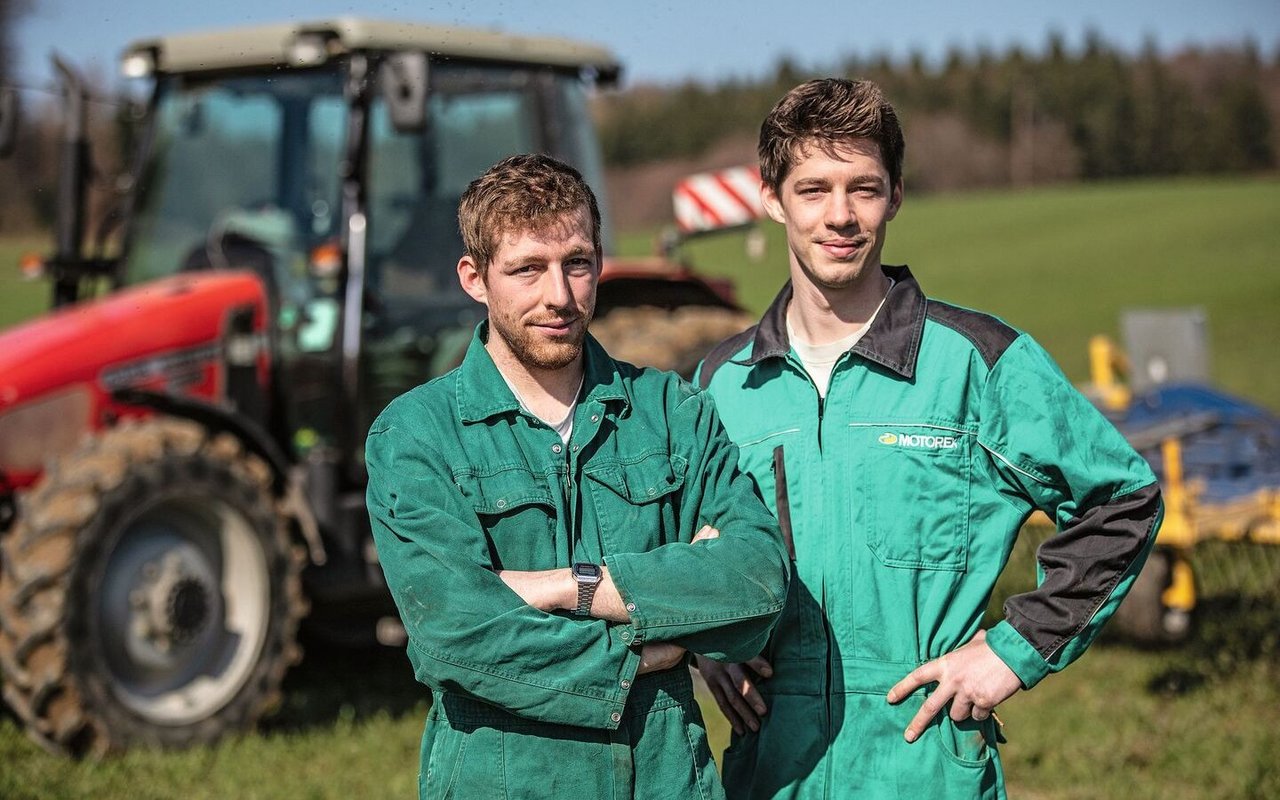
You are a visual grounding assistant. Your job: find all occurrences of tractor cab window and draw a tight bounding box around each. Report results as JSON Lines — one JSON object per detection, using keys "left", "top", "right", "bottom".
{"left": 123, "top": 69, "right": 345, "bottom": 308}
{"left": 358, "top": 60, "right": 617, "bottom": 444}
{"left": 359, "top": 64, "right": 542, "bottom": 421}
{"left": 361, "top": 63, "right": 613, "bottom": 391}
{"left": 365, "top": 65, "right": 537, "bottom": 330}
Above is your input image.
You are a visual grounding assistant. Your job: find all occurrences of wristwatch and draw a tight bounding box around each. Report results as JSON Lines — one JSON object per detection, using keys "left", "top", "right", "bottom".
{"left": 570, "top": 562, "right": 602, "bottom": 616}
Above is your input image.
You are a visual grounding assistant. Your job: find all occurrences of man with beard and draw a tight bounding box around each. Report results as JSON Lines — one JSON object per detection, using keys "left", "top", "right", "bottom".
{"left": 366, "top": 154, "right": 788, "bottom": 799}
{"left": 694, "top": 80, "right": 1163, "bottom": 798}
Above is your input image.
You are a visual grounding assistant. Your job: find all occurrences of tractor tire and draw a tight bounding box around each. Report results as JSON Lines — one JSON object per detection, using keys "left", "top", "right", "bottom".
{"left": 0, "top": 418, "right": 306, "bottom": 756}
{"left": 1109, "top": 547, "right": 1192, "bottom": 646}
{"left": 590, "top": 305, "right": 754, "bottom": 380}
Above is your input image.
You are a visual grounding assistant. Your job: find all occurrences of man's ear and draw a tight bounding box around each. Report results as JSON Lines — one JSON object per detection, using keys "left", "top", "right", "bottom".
{"left": 760, "top": 181, "right": 788, "bottom": 226}
{"left": 886, "top": 179, "right": 904, "bottom": 222}
{"left": 457, "top": 255, "right": 488, "bottom": 306}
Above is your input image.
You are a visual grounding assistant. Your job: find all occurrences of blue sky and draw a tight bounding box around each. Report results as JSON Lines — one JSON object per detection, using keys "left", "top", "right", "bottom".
{"left": 13, "top": 0, "right": 1280, "bottom": 88}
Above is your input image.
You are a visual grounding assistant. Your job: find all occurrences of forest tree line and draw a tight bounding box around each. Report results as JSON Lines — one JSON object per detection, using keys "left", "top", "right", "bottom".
{"left": 0, "top": 30, "right": 1276, "bottom": 234}
{"left": 596, "top": 32, "right": 1279, "bottom": 200}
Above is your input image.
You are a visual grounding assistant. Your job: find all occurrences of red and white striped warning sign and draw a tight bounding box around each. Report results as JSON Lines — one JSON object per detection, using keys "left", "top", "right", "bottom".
{"left": 672, "top": 166, "right": 764, "bottom": 234}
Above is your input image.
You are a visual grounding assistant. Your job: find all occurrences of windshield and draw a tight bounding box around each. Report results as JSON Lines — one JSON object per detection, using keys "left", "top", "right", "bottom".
{"left": 364, "top": 64, "right": 613, "bottom": 331}
{"left": 122, "top": 69, "right": 345, "bottom": 299}
{"left": 358, "top": 63, "right": 615, "bottom": 429}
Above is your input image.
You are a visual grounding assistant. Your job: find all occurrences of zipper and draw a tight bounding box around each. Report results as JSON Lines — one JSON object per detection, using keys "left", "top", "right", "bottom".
{"left": 785, "top": 353, "right": 827, "bottom": 453}
{"left": 816, "top": 394, "right": 825, "bottom": 451}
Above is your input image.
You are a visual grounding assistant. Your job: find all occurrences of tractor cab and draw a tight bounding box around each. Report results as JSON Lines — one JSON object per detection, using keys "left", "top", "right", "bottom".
{"left": 103, "top": 19, "right": 620, "bottom": 469}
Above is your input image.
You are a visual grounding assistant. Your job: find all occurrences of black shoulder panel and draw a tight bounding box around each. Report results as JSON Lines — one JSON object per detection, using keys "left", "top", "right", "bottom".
{"left": 696, "top": 326, "right": 758, "bottom": 390}
{"left": 925, "top": 301, "right": 1019, "bottom": 370}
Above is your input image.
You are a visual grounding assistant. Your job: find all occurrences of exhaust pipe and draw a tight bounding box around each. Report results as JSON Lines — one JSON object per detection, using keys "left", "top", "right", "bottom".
{"left": 51, "top": 55, "right": 90, "bottom": 306}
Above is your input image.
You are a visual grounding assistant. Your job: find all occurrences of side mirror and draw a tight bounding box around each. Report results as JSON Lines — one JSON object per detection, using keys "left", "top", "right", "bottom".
{"left": 0, "top": 87, "right": 18, "bottom": 159}
{"left": 379, "top": 52, "right": 428, "bottom": 133}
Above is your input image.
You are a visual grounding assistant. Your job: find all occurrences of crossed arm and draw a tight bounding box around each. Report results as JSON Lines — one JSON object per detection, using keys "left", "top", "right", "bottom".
{"left": 501, "top": 525, "right": 721, "bottom": 675}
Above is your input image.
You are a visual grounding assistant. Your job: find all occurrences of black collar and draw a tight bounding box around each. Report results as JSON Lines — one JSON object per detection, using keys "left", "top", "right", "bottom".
{"left": 743, "top": 264, "right": 926, "bottom": 379}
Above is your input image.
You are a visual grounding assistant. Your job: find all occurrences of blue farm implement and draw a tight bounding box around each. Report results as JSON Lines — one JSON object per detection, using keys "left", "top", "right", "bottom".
{"left": 1084, "top": 309, "right": 1280, "bottom": 644}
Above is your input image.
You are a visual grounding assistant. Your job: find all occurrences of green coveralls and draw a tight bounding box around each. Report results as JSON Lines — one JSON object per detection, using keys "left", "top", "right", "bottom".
{"left": 697, "top": 266, "right": 1163, "bottom": 799}
{"left": 367, "top": 325, "right": 789, "bottom": 799}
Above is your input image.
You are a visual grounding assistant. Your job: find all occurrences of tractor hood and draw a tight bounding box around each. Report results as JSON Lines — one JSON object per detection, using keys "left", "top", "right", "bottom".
{"left": 0, "top": 272, "right": 268, "bottom": 482}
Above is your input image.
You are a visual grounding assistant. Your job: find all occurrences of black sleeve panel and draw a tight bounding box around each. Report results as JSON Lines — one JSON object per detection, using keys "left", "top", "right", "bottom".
{"left": 1003, "top": 481, "right": 1162, "bottom": 659}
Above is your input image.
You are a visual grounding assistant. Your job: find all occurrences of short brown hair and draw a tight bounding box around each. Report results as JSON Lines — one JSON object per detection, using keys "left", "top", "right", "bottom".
{"left": 758, "top": 79, "right": 905, "bottom": 190}
{"left": 458, "top": 153, "right": 602, "bottom": 272}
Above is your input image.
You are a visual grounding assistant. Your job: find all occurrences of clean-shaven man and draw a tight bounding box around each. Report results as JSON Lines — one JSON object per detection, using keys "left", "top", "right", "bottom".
{"left": 696, "top": 79, "right": 1162, "bottom": 799}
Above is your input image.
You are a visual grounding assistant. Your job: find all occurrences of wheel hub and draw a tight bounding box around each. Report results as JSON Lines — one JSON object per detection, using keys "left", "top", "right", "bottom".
{"left": 167, "top": 577, "right": 211, "bottom": 644}
{"left": 129, "top": 550, "right": 215, "bottom": 655}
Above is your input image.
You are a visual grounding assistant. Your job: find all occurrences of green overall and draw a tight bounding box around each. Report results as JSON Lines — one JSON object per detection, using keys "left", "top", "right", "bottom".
{"left": 367, "top": 325, "right": 789, "bottom": 799}
{"left": 697, "top": 267, "right": 1163, "bottom": 799}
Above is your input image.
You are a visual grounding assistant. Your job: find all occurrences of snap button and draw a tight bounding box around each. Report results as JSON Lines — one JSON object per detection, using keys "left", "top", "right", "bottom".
{"left": 572, "top": 444, "right": 580, "bottom": 452}
{"left": 625, "top": 602, "right": 636, "bottom": 612}
{"left": 620, "top": 630, "right": 631, "bottom": 642}
{"left": 610, "top": 711, "right": 622, "bottom": 723}
{"left": 551, "top": 443, "right": 562, "bottom": 454}
{"left": 591, "top": 414, "right": 599, "bottom": 422}
{"left": 620, "top": 679, "right": 631, "bottom": 689}
{"left": 646, "top": 487, "right": 655, "bottom": 495}
{"left": 496, "top": 499, "right": 507, "bottom": 509}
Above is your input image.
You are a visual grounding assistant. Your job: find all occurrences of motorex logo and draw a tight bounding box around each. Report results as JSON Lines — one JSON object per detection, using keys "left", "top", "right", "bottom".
{"left": 879, "top": 430, "right": 958, "bottom": 450}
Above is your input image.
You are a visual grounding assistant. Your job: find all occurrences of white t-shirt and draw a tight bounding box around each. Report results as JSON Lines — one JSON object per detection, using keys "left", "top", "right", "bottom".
{"left": 787, "top": 282, "right": 893, "bottom": 399}
{"left": 500, "top": 371, "right": 582, "bottom": 444}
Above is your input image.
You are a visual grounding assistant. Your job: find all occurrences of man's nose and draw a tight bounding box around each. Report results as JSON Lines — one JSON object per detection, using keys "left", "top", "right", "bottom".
{"left": 541, "top": 264, "right": 573, "bottom": 309}
{"left": 825, "top": 192, "right": 856, "bottom": 229}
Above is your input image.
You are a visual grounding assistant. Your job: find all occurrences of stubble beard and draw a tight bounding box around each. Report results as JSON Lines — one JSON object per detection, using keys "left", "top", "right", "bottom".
{"left": 491, "top": 312, "right": 591, "bottom": 371}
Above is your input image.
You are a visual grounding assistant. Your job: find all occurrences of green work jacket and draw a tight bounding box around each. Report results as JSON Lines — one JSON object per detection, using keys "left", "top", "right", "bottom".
{"left": 367, "top": 324, "right": 788, "bottom": 799}
{"left": 696, "top": 266, "right": 1163, "bottom": 799}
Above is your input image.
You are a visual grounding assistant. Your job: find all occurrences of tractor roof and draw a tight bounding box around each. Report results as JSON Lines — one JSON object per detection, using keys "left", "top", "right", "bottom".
{"left": 123, "top": 17, "right": 621, "bottom": 79}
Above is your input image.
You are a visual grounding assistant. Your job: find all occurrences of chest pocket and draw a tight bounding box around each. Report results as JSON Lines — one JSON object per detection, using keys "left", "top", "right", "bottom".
{"left": 584, "top": 451, "right": 687, "bottom": 552}
{"left": 733, "top": 427, "right": 800, "bottom": 521}
{"left": 454, "top": 467, "right": 556, "bottom": 570}
{"left": 852, "top": 422, "right": 973, "bottom": 571}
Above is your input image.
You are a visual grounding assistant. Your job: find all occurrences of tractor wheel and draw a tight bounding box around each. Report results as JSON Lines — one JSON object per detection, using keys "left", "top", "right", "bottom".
{"left": 0, "top": 419, "right": 306, "bottom": 756}
{"left": 1110, "top": 547, "right": 1192, "bottom": 646}
{"left": 591, "top": 305, "right": 753, "bottom": 380}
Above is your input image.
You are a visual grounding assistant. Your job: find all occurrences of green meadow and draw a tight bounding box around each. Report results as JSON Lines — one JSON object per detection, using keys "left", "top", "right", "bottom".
{"left": 2, "top": 175, "right": 1278, "bottom": 798}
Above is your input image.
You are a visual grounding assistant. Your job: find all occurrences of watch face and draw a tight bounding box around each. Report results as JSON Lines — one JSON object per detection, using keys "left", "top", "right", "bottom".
{"left": 572, "top": 562, "right": 601, "bottom": 580}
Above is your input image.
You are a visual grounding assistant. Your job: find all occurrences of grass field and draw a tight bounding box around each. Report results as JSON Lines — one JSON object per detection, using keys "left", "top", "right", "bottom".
{"left": 3, "top": 175, "right": 1279, "bottom": 798}
{"left": 0, "top": 236, "right": 54, "bottom": 331}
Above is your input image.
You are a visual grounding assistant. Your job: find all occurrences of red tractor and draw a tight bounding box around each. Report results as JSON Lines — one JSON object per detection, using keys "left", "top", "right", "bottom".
{"left": 0, "top": 18, "right": 746, "bottom": 755}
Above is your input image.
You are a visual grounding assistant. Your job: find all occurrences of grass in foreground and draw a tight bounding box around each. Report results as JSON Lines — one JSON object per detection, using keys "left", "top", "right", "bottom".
{"left": 4, "top": 595, "right": 1277, "bottom": 800}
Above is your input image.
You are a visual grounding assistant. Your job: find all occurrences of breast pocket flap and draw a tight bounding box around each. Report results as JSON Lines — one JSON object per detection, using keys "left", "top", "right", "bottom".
{"left": 455, "top": 469, "right": 554, "bottom": 515}
{"left": 585, "top": 452, "right": 687, "bottom": 504}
